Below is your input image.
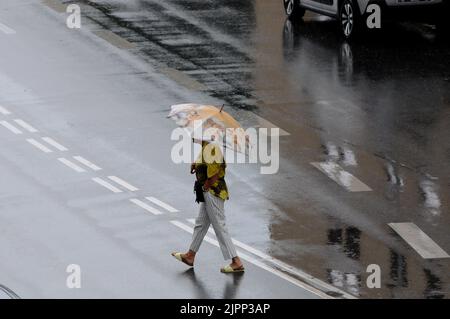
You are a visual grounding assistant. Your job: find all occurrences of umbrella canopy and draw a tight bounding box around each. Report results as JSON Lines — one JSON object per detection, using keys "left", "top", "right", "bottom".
{"left": 167, "top": 103, "right": 252, "bottom": 154}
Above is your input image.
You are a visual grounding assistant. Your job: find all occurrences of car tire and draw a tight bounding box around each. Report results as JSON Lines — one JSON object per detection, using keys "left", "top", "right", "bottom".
{"left": 283, "top": 0, "right": 305, "bottom": 20}
{"left": 339, "top": 0, "right": 362, "bottom": 39}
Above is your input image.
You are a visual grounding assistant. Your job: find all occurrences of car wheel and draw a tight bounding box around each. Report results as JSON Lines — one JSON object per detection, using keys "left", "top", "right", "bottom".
{"left": 283, "top": 0, "right": 305, "bottom": 19}
{"left": 339, "top": 0, "right": 361, "bottom": 39}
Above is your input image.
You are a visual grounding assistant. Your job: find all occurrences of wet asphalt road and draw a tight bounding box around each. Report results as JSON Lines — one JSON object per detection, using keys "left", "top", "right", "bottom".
{"left": 0, "top": 0, "right": 449, "bottom": 298}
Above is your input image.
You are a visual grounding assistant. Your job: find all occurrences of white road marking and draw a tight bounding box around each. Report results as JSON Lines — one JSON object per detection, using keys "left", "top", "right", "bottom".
{"left": 57, "top": 158, "right": 86, "bottom": 173}
{"left": 41, "top": 137, "right": 68, "bottom": 151}
{"left": 311, "top": 162, "right": 372, "bottom": 192}
{"left": 185, "top": 219, "right": 356, "bottom": 299}
{"left": 0, "top": 22, "right": 16, "bottom": 35}
{"left": 255, "top": 115, "right": 290, "bottom": 136}
{"left": 0, "top": 105, "right": 11, "bottom": 115}
{"left": 170, "top": 220, "right": 335, "bottom": 299}
{"left": 73, "top": 156, "right": 102, "bottom": 171}
{"left": 93, "top": 30, "right": 135, "bottom": 49}
{"left": 13, "top": 119, "right": 38, "bottom": 133}
{"left": 108, "top": 176, "right": 139, "bottom": 192}
{"left": 130, "top": 199, "right": 163, "bottom": 215}
{"left": 159, "top": 67, "right": 208, "bottom": 91}
{"left": 145, "top": 197, "right": 178, "bottom": 213}
{"left": 42, "top": 0, "right": 67, "bottom": 13}
{"left": 388, "top": 223, "right": 450, "bottom": 259}
{"left": 0, "top": 121, "right": 22, "bottom": 134}
{"left": 92, "top": 177, "right": 123, "bottom": 193}
{"left": 26, "top": 138, "right": 52, "bottom": 153}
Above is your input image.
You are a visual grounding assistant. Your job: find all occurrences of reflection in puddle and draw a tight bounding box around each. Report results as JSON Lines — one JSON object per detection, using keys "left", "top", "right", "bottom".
{"left": 419, "top": 180, "right": 441, "bottom": 216}
{"left": 327, "top": 269, "right": 361, "bottom": 297}
{"left": 327, "top": 227, "right": 361, "bottom": 260}
{"left": 341, "top": 147, "right": 357, "bottom": 166}
{"left": 384, "top": 162, "right": 405, "bottom": 201}
{"left": 389, "top": 250, "right": 408, "bottom": 288}
{"left": 386, "top": 162, "right": 404, "bottom": 187}
{"left": 423, "top": 269, "right": 444, "bottom": 299}
{"left": 323, "top": 142, "right": 358, "bottom": 166}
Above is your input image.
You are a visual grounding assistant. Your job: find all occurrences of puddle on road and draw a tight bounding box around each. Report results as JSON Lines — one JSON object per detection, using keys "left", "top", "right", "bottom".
{"left": 73, "top": 0, "right": 450, "bottom": 298}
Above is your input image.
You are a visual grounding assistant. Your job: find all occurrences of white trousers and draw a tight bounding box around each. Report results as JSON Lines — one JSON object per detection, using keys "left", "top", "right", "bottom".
{"left": 189, "top": 192, "right": 237, "bottom": 260}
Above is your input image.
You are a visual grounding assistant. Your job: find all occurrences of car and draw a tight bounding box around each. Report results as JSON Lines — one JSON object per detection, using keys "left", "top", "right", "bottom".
{"left": 283, "top": 0, "right": 450, "bottom": 38}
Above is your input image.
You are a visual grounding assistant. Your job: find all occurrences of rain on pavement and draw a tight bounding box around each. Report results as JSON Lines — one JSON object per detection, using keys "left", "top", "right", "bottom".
{"left": 0, "top": 0, "right": 449, "bottom": 299}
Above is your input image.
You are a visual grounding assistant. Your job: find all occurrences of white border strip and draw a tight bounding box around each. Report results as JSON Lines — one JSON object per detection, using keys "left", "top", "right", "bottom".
{"left": 170, "top": 220, "right": 333, "bottom": 299}
{"left": 130, "top": 199, "right": 163, "bottom": 215}
{"left": 146, "top": 196, "right": 178, "bottom": 213}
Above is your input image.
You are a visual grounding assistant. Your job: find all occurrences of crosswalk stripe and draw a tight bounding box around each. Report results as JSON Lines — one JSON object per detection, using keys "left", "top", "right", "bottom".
{"left": 311, "top": 162, "right": 372, "bottom": 192}
{"left": 389, "top": 223, "right": 450, "bottom": 259}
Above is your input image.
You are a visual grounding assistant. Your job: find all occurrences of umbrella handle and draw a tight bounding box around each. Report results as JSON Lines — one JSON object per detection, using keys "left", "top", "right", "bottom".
{"left": 219, "top": 104, "right": 225, "bottom": 113}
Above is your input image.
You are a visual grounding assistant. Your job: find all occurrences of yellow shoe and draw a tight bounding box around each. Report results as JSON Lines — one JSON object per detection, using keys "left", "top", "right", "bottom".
{"left": 220, "top": 265, "right": 245, "bottom": 273}
{"left": 171, "top": 252, "right": 194, "bottom": 267}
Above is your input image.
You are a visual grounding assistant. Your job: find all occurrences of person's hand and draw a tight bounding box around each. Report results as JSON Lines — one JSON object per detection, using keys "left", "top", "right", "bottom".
{"left": 203, "top": 179, "right": 211, "bottom": 191}
{"left": 190, "top": 164, "right": 196, "bottom": 174}
{"left": 203, "top": 173, "right": 218, "bottom": 191}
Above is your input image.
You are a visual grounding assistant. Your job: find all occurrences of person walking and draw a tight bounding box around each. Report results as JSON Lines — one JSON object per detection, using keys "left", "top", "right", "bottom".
{"left": 172, "top": 139, "right": 244, "bottom": 273}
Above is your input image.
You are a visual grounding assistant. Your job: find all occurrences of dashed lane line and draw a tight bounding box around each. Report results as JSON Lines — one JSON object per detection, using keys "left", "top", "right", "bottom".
{"left": 73, "top": 156, "right": 102, "bottom": 171}
{"left": 26, "top": 138, "right": 52, "bottom": 153}
{"left": 129, "top": 199, "right": 164, "bottom": 215}
{"left": 311, "top": 162, "right": 372, "bottom": 192}
{"left": 92, "top": 177, "right": 123, "bottom": 193}
{"left": 108, "top": 176, "right": 139, "bottom": 192}
{"left": 41, "top": 137, "right": 68, "bottom": 151}
{"left": 0, "top": 121, "right": 22, "bottom": 134}
{"left": 57, "top": 158, "right": 86, "bottom": 173}
{"left": 145, "top": 197, "right": 178, "bottom": 213}
{"left": 185, "top": 219, "right": 356, "bottom": 299}
{"left": 13, "top": 119, "right": 39, "bottom": 133}
{"left": 389, "top": 222, "right": 450, "bottom": 259}
{"left": 0, "top": 22, "right": 16, "bottom": 35}
{"left": 170, "top": 220, "right": 334, "bottom": 299}
{"left": 0, "top": 105, "right": 11, "bottom": 115}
